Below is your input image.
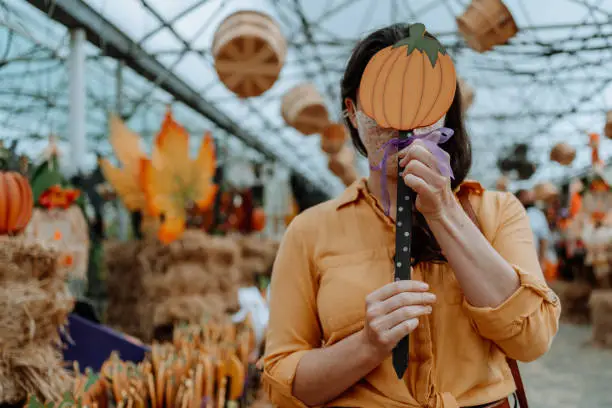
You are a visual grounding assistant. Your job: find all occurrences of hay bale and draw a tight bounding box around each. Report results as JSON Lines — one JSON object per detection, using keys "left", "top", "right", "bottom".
{"left": 105, "top": 230, "right": 246, "bottom": 341}
{"left": 548, "top": 280, "right": 592, "bottom": 324}
{"left": 0, "top": 282, "right": 71, "bottom": 349}
{"left": 236, "top": 235, "right": 279, "bottom": 286}
{"left": 0, "top": 238, "right": 64, "bottom": 285}
{"left": 0, "top": 237, "right": 72, "bottom": 404}
{"left": 590, "top": 289, "right": 612, "bottom": 349}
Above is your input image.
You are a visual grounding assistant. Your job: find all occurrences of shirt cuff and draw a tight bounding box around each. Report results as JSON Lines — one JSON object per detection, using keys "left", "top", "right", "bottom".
{"left": 462, "top": 264, "right": 560, "bottom": 341}
{"left": 262, "top": 350, "right": 317, "bottom": 408}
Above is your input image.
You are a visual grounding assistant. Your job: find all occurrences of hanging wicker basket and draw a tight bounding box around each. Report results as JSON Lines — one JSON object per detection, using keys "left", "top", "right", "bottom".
{"left": 457, "top": 0, "right": 518, "bottom": 53}
{"left": 281, "top": 83, "right": 329, "bottom": 135}
{"left": 550, "top": 142, "right": 576, "bottom": 166}
{"left": 321, "top": 123, "right": 348, "bottom": 155}
{"left": 458, "top": 78, "right": 475, "bottom": 113}
{"left": 213, "top": 10, "right": 287, "bottom": 98}
{"left": 604, "top": 111, "right": 612, "bottom": 139}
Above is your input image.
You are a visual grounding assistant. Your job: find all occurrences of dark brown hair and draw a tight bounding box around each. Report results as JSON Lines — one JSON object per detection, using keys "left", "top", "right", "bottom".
{"left": 340, "top": 23, "right": 473, "bottom": 265}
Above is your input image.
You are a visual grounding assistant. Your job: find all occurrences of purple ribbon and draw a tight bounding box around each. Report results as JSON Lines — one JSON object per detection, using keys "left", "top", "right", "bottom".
{"left": 369, "top": 127, "right": 455, "bottom": 216}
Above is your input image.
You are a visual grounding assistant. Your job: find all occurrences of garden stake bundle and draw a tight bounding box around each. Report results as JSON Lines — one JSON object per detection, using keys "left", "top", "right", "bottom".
{"left": 26, "top": 320, "right": 256, "bottom": 408}
{"left": 357, "top": 23, "right": 457, "bottom": 378}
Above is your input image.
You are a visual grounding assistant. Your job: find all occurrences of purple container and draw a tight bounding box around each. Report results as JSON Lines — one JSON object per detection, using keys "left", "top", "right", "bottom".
{"left": 62, "top": 314, "right": 150, "bottom": 372}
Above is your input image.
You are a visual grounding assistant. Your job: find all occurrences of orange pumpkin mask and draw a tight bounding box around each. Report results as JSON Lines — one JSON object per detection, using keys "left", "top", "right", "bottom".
{"left": 358, "top": 23, "right": 456, "bottom": 131}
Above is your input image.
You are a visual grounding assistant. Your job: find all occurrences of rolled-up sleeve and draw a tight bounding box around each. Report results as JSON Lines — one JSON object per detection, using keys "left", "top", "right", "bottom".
{"left": 463, "top": 193, "right": 561, "bottom": 362}
{"left": 261, "top": 217, "right": 321, "bottom": 407}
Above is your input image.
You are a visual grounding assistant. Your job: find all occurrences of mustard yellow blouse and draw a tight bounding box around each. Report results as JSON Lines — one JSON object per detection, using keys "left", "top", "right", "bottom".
{"left": 262, "top": 179, "right": 561, "bottom": 408}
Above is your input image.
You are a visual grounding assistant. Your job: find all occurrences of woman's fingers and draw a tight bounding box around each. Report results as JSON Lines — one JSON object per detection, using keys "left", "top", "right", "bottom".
{"left": 379, "top": 290, "right": 437, "bottom": 314}
{"left": 382, "top": 318, "right": 420, "bottom": 345}
{"left": 366, "top": 280, "right": 429, "bottom": 304}
{"left": 402, "top": 159, "right": 446, "bottom": 188}
{"left": 399, "top": 141, "right": 438, "bottom": 170}
{"left": 371, "top": 305, "right": 432, "bottom": 332}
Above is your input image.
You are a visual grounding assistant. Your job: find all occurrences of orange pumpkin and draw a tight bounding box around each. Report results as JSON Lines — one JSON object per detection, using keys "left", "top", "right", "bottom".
{"left": 321, "top": 123, "right": 348, "bottom": 155}
{"left": 358, "top": 23, "right": 456, "bottom": 130}
{"left": 251, "top": 207, "right": 266, "bottom": 231}
{"left": 0, "top": 171, "right": 33, "bottom": 235}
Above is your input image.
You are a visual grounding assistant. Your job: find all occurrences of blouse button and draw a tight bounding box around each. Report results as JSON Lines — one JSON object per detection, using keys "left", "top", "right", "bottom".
{"left": 546, "top": 290, "right": 559, "bottom": 304}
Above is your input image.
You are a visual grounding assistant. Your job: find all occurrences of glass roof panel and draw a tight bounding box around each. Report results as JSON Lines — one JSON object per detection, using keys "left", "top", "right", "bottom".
{"left": 1, "top": 0, "right": 611, "bottom": 194}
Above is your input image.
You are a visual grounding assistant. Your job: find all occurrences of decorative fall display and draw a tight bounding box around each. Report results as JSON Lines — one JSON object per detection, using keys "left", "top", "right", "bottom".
{"left": 358, "top": 24, "right": 456, "bottom": 130}
{"left": 101, "top": 110, "right": 219, "bottom": 243}
{"left": 23, "top": 139, "right": 90, "bottom": 292}
{"left": 141, "top": 111, "right": 218, "bottom": 244}
{"left": 251, "top": 207, "right": 266, "bottom": 232}
{"left": 550, "top": 142, "right": 576, "bottom": 166}
{"left": 281, "top": 83, "right": 329, "bottom": 135}
{"left": 0, "top": 171, "right": 33, "bottom": 235}
{"left": 457, "top": 0, "right": 518, "bottom": 53}
{"left": 320, "top": 123, "right": 348, "bottom": 155}
{"left": 605, "top": 110, "right": 612, "bottom": 139}
{"left": 24, "top": 206, "right": 90, "bottom": 282}
{"left": 0, "top": 238, "right": 72, "bottom": 404}
{"left": 582, "top": 177, "right": 611, "bottom": 224}
{"left": 37, "top": 185, "right": 80, "bottom": 209}
{"left": 99, "top": 115, "right": 149, "bottom": 212}
{"left": 27, "top": 321, "right": 257, "bottom": 408}
{"left": 213, "top": 11, "right": 286, "bottom": 98}
{"left": 105, "top": 230, "right": 241, "bottom": 341}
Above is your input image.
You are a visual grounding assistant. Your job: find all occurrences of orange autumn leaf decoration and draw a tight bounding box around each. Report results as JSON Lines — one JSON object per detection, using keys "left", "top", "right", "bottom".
{"left": 99, "top": 115, "right": 149, "bottom": 211}
{"left": 141, "top": 109, "right": 218, "bottom": 244}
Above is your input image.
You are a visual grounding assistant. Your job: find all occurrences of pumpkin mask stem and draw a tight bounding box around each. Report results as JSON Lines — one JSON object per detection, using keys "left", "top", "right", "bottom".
{"left": 392, "top": 23, "right": 447, "bottom": 67}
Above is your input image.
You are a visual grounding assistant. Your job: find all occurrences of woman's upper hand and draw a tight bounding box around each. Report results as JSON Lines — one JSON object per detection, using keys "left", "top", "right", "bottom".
{"left": 398, "top": 140, "right": 458, "bottom": 220}
{"left": 360, "top": 279, "right": 436, "bottom": 361}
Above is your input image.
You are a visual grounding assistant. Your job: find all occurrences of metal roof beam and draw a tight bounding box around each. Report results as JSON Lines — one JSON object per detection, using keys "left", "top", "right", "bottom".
{"left": 24, "top": 0, "right": 332, "bottom": 197}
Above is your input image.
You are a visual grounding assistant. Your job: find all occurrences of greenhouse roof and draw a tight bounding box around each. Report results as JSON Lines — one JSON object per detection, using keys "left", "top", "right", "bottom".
{"left": 1, "top": 0, "right": 611, "bottom": 195}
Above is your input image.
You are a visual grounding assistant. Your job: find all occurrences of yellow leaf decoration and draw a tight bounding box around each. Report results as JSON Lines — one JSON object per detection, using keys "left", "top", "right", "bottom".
{"left": 143, "top": 109, "right": 218, "bottom": 243}
{"left": 99, "top": 115, "right": 148, "bottom": 211}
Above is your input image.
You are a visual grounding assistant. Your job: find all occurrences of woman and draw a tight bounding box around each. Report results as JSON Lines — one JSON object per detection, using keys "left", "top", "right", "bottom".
{"left": 262, "top": 24, "right": 561, "bottom": 408}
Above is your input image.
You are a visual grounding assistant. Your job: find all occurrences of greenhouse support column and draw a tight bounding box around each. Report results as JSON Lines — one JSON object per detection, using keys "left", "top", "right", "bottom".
{"left": 68, "top": 28, "right": 87, "bottom": 175}
{"left": 116, "top": 60, "right": 129, "bottom": 241}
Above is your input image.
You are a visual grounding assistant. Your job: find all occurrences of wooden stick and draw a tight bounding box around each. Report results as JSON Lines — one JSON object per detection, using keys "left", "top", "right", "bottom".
{"left": 147, "top": 373, "right": 156, "bottom": 408}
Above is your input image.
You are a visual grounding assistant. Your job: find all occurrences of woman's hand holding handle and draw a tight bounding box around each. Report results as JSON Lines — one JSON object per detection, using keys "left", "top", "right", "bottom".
{"left": 291, "top": 280, "right": 435, "bottom": 406}
{"left": 361, "top": 280, "right": 436, "bottom": 360}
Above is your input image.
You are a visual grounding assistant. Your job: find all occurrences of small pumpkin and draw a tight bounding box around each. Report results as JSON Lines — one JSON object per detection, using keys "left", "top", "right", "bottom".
{"left": 358, "top": 23, "right": 456, "bottom": 130}
{"left": 251, "top": 207, "right": 266, "bottom": 232}
{"left": 0, "top": 171, "right": 33, "bottom": 235}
